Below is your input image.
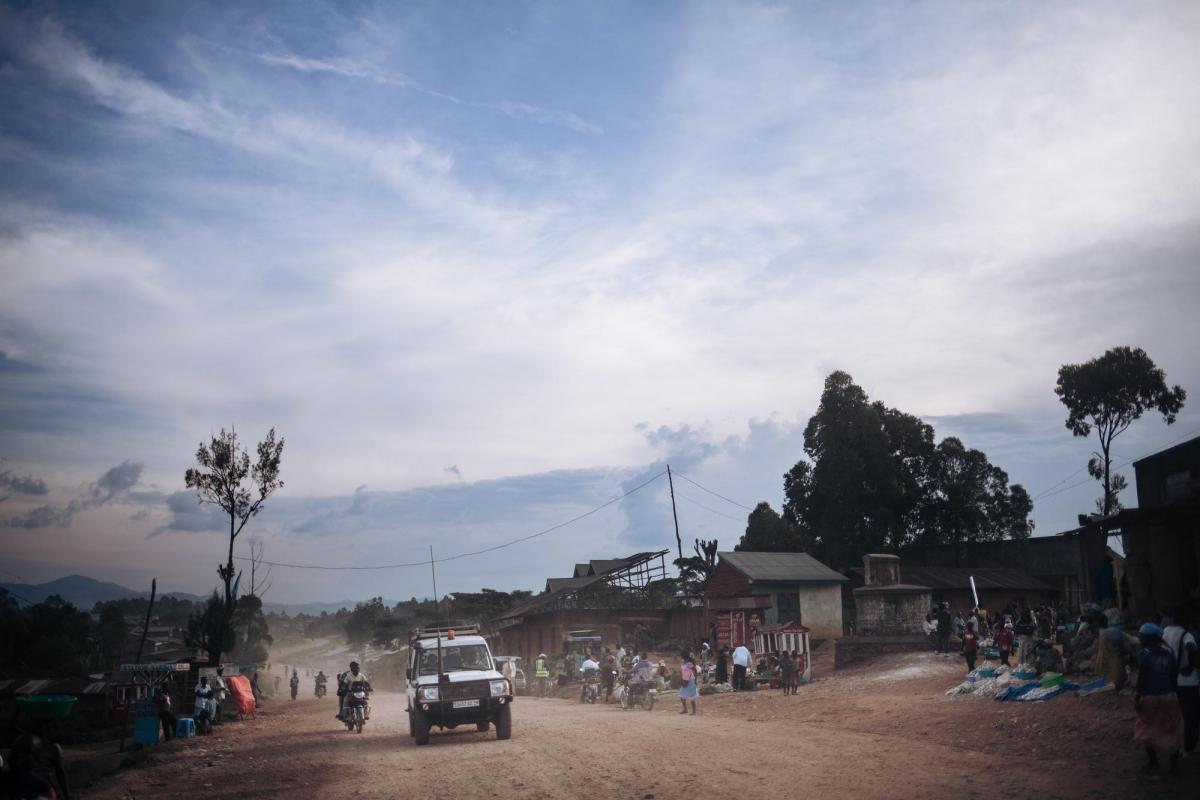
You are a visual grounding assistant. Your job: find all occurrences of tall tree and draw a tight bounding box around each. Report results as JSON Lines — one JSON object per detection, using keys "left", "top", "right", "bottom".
{"left": 783, "top": 371, "right": 1034, "bottom": 567}
{"left": 1056, "top": 347, "right": 1186, "bottom": 516}
{"left": 735, "top": 503, "right": 797, "bottom": 552}
{"left": 920, "top": 437, "right": 1034, "bottom": 564}
{"left": 184, "top": 427, "right": 284, "bottom": 660}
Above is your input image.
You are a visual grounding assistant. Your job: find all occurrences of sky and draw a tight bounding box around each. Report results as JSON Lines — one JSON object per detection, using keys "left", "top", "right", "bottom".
{"left": 1, "top": 0, "right": 1198, "bottom": 604}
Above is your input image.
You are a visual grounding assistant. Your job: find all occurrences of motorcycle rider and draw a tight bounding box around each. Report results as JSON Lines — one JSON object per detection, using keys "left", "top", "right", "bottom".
{"left": 628, "top": 652, "right": 654, "bottom": 703}
{"left": 335, "top": 670, "right": 348, "bottom": 719}
{"left": 601, "top": 654, "right": 617, "bottom": 703}
{"left": 579, "top": 654, "right": 600, "bottom": 702}
{"left": 315, "top": 670, "right": 328, "bottom": 697}
{"left": 534, "top": 653, "right": 550, "bottom": 698}
{"left": 339, "top": 661, "right": 372, "bottom": 721}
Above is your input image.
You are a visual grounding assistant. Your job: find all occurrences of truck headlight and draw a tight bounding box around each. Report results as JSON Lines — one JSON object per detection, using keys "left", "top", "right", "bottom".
{"left": 418, "top": 686, "right": 440, "bottom": 702}
{"left": 489, "top": 680, "right": 510, "bottom": 697}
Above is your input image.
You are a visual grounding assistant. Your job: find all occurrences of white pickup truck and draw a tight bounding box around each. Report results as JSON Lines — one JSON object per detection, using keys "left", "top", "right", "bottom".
{"left": 405, "top": 624, "right": 513, "bottom": 745}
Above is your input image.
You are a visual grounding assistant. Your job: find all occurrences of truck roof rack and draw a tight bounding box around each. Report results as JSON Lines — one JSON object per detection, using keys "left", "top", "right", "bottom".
{"left": 410, "top": 622, "right": 481, "bottom": 640}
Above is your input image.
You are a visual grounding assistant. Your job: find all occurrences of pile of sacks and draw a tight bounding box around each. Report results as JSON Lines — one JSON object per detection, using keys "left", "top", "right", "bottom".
{"left": 946, "top": 661, "right": 1114, "bottom": 702}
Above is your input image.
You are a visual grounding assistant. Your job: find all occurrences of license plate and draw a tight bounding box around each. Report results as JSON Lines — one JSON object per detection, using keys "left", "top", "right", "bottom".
{"left": 452, "top": 699, "right": 480, "bottom": 709}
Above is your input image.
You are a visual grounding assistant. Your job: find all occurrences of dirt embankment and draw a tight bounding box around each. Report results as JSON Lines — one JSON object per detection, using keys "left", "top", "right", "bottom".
{"left": 82, "top": 652, "right": 1194, "bottom": 800}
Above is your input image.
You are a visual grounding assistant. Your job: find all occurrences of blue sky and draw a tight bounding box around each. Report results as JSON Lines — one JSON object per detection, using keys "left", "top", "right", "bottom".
{"left": 2, "top": 1, "right": 1199, "bottom": 603}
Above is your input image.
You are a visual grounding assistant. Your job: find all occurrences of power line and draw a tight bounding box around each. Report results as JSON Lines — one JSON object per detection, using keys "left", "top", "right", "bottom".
{"left": 231, "top": 470, "right": 669, "bottom": 571}
{"left": 676, "top": 491, "right": 747, "bottom": 524}
{"left": 673, "top": 472, "right": 754, "bottom": 511}
{"left": 1032, "top": 426, "right": 1200, "bottom": 502}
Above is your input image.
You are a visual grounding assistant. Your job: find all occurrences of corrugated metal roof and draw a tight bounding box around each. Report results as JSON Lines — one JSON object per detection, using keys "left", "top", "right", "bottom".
{"left": 545, "top": 576, "right": 599, "bottom": 593}
{"left": 850, "top": 566, "right": 1055, "bottom": 592}
{"left": 718, "top": 551, "right": 848, "bottom": 584}
{"left": 901, "top": 566, "right": 1055, "bottom": 592}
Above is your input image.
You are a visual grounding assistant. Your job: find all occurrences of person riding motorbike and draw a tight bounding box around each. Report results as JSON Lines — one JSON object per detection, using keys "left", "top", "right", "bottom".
{"left": 339, "top": 662, "right": 372, "bottom": 721}
{"left": 289, "top": 670, "right": 299, "bottom": 701}
{"left": 626, "top": 652, "right": 654, "bottom": 703}
{"left": 335, "top": 670, "right": 348, "bottom": 719}
{"left": 534, "top": 653, "right": 550, "bottom": 698}
{"left": 315, "top": 670, "right": 328, "bottom": 698}
{"left": 601, "top": 654, "right": 617, "bottom": 703}
{"left": 579, "top": 655, "right": 600, "bottom": 702}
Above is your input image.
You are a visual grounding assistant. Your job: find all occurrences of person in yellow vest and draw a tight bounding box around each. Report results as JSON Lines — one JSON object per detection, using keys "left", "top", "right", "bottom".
{"left": 534, "top": 653, "right": 550, "bottom": 699}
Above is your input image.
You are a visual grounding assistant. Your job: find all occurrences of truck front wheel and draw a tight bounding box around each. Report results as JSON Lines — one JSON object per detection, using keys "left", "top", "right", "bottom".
{"left": 475, "top": 721, "right": 489, "bottom": 732}
{"left": 495, "top": 704, "right": 512, "bottom": 740}
{"left": 411, "top": 709, "right": 430, "bottom": 745}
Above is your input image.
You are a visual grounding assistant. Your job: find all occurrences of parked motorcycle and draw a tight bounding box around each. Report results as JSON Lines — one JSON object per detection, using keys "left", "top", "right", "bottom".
{"left": 618, "top": 675, "right": 656, "bottom": 711}
{"left": 343, "top": 689, "right": 370, "bottom": 733}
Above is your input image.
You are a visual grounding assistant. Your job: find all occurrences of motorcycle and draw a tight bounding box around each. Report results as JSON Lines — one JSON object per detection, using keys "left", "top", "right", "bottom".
{"left": 343, "top": 689, "right": 369, "bottom": 733}
{"left": 619, "top": 674, "right": 656, "bottom": 711}
{"left": 580, "top": 671, "right": 600, "bottom": 704}
{"left": 315, "top": 682, "right": 327, "bottom": 698}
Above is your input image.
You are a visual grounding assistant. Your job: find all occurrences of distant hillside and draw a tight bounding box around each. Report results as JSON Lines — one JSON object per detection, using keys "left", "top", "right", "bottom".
{"left": 0, "top": 574, "right": 205, "bottom": 610}
{"left": 0, "top": 574, "right": 390, "bottom": 615}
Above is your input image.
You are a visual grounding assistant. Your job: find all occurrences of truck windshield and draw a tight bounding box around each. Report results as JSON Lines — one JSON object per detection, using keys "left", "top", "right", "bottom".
{"left": 417, "top": 644, "right": 493, "bottom": 675}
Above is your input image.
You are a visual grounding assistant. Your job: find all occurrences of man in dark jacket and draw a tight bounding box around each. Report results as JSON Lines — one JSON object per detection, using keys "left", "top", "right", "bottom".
{"left": 936, "top": 603, "right": 951, "bottom": 655}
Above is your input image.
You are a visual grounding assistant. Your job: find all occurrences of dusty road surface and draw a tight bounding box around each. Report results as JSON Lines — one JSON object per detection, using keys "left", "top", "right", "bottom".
{"left": 85, "top": 653, "right": 1195, "bottom": 800}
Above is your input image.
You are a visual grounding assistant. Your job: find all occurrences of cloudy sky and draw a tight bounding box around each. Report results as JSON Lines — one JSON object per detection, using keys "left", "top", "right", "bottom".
{"left": 2, "top": 1, "right": 1198, "bottom": 603}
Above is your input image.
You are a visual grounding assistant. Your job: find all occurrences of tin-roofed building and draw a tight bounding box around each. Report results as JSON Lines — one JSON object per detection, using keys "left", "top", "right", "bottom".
{"left": 705, "top": 551, "right": 848, "bottom": 643}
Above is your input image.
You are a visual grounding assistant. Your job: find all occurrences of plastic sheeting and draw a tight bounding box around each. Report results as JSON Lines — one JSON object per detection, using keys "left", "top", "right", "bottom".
{"left": 225, "top": 674, "right": 256, "bottom": 716}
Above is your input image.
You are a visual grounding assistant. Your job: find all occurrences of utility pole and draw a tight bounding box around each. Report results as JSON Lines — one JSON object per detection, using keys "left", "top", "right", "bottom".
{"left": 136, "top": 578, "right": 157, "bottom": 663}
{"left": 667, "top": 465, "right": 682, "bottom": 562}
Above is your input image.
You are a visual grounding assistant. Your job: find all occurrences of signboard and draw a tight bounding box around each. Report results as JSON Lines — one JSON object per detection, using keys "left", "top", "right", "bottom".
{"left": 120, "top": 663, "right": 189, "bottom": 672}
{"left": 714, "top": 611, "right": 747, "bottom": 649}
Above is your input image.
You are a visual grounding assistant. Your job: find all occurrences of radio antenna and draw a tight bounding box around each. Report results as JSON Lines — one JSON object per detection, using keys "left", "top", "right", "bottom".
{"left": 430, "top": 545, "right": 444, "bottom": 679}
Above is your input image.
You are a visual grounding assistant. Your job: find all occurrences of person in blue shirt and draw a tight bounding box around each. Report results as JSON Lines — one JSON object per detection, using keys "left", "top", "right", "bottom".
{"left": 1134, "top": 623, "right": 1183, "bottom": 775}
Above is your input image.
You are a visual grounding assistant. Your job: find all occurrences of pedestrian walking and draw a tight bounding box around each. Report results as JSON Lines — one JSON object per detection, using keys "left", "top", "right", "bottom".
{"left": 678, "top": 651, "right": 698, "bottom": 715}
{"left": 936, "top": 603, "right": 951, "bottom": 655}
{"left": 732, "top": 642, "right": 752, "bottom": 691}
{"left": 779, "top": 651, "right": 794, "bottom": 695}
{"left": 994, "top": 623, "right": 1014, "bottom": 667}
{"left": 1134, "top": 623, "right": 1184, "bottom": 775}
{"left": 961, "top": 624, "right": 979, "bottom": 673}
{"left": 1162, "top": 609, "right": 1199, "bottom": 756}
{"left": 716, "top": 647, "right": 729, "bottom": 686}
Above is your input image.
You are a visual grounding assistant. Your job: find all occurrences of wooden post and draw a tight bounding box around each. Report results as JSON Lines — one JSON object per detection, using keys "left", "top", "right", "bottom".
{"left": 667, "top": 465, "right": 682, "bottom": 563}
{"left": 136, "top": 578, "right": 157, "bottom": 663}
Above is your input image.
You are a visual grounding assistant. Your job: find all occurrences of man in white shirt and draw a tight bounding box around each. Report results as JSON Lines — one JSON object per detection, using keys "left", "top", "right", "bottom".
{"left": 1162, "top": 609, "right": 1199, "bottom": 755}
{"left": 579, "top": 655, "right": 600, "bottom": 702}
{"left": 732, "top": 643, "right": 752, "bottom": 691}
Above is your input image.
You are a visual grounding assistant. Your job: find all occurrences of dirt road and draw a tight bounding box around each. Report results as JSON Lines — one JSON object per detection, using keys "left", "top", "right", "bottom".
{"left": 85, "top": 654, "right": 1194, "bottom": 799}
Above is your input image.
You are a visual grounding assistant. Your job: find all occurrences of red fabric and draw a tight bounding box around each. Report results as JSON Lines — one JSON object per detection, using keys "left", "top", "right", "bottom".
{"left": 994, "top": 630, "right": 1013, "bottom": 650}
{"left": 962, "top": 631, "right": 979, "bottom": 653}
{"left": 1135, "top": 694, "right": 1183, "bottom": 750}
{"left": 225, "top": 675, "right": 256, "bottom": 716}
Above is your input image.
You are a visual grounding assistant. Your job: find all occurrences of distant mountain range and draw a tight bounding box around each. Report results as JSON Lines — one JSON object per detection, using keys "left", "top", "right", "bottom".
{"left": 0, "top": 574, "right": 387, "bottom": 615}
{"left": 0, "top": 574, "right": 205, "bottom": 609}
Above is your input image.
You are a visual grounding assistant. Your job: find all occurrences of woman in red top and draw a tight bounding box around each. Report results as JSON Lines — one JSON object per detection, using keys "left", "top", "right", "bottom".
{"left": 994, "top": 624, "right": 1015, "bottom": 667}
{"left": 962, "top": 626, "right": 980, "bottom": 673}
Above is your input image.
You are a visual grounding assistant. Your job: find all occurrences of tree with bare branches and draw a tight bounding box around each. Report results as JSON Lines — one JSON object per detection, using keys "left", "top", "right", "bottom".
{"left": 184, "top": 427, "right": 284, "bottom": 620}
